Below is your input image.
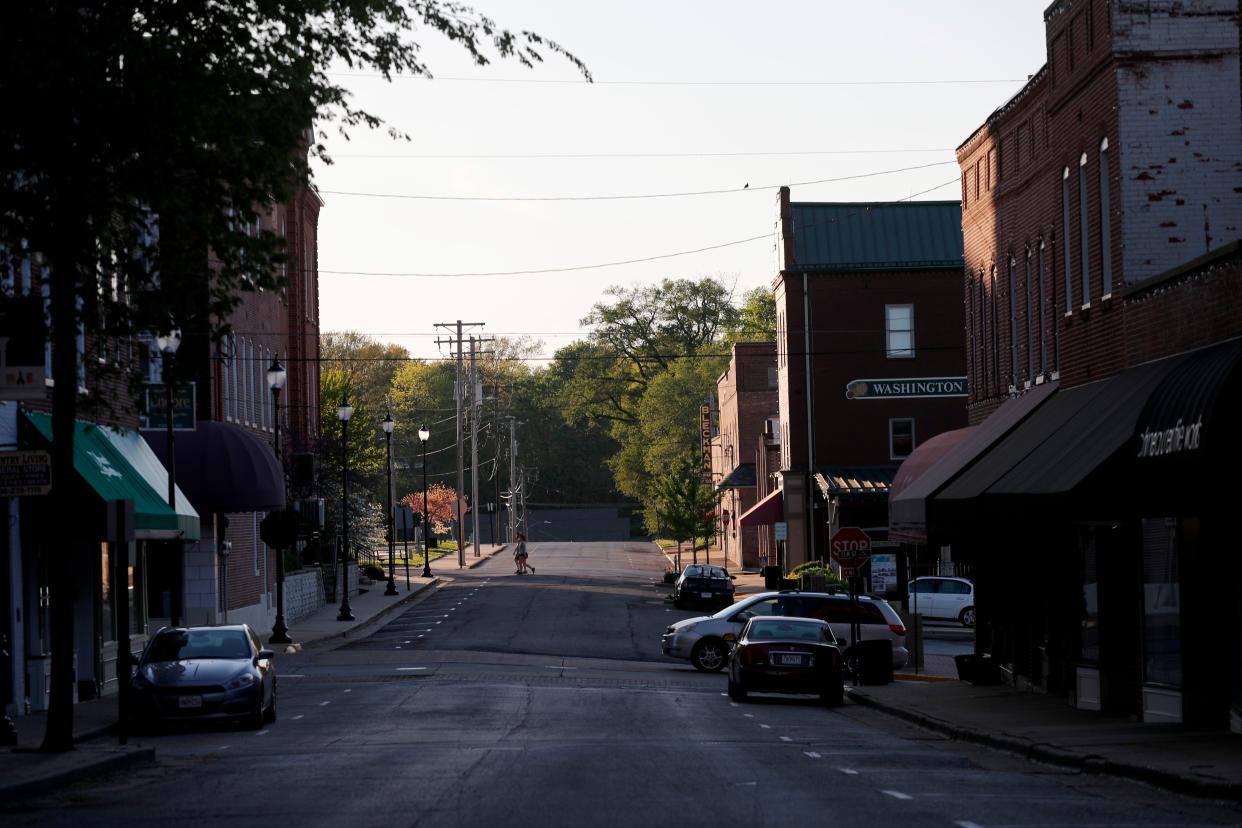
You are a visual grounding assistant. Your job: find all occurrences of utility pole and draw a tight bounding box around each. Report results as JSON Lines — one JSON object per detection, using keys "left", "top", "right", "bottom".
{"left": 507, "top": 417, "right": 518, "bottom": 545}
{"left": 468, "top": 336, "right": 481, "bottom": 559}
{"left": 434, "top": 319, "right": 483, "bottom": 568}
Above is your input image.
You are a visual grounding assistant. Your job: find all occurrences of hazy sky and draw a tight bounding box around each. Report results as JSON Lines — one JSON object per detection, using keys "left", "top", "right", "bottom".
{"left": 313, "top": 1, "right": 1053, "bottom": 361}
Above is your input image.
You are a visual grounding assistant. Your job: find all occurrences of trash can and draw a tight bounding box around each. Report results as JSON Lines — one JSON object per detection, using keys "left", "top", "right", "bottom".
{"left": 954, "top": 653, "right": 1001, "bottom": 685}
{"left": 847, "top": 639, "right": 894, "bottom": 685}
{"left": 762, "top": 565, "right": 783, "bottom": 589}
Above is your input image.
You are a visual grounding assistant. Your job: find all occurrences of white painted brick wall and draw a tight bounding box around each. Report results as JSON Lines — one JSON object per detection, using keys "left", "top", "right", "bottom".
{"left": 282, "top": 568, "right": 325, "bottom": 625}
{"left": 1113, "top": 0, "right": 1238, "bottom": 53}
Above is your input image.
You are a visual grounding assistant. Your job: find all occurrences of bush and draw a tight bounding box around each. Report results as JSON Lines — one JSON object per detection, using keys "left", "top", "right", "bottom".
{"left": 663, "top": 568, "right": 678, "bottom": 584}
{"left": 787, "top": 560, "right": 846, "bottom": 587}
{"left": 361, "top": 564, "right": 386, "bottom": 581}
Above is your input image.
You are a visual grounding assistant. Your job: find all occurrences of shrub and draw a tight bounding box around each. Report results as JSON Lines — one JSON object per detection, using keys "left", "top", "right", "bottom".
{"left": 663, "top": 568, "right": 678, "bottom": 584}
{"left": 361, "top": 564, "right": 386, "bottom": 581}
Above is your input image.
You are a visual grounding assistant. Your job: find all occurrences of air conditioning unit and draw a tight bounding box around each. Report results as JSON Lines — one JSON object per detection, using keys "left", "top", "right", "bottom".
{"left": 295, "top": 498, "right": 325, "bottom": 528}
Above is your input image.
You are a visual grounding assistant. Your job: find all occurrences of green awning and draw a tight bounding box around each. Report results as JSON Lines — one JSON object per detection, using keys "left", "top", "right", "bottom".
{"left": 24, "top": 412, "right": 200, "bottom": 540}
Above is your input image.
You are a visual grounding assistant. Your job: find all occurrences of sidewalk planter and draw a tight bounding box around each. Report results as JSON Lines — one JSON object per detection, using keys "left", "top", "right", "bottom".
{"left": 954, "top": 653, "right": 1001, "bottom": 685}
{"left": 778, "top": 578, "right": 799, "bottom": 590}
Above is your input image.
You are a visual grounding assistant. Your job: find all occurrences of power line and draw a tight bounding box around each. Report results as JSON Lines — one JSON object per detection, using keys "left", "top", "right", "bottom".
{"left": 329, "top": 148, "right": 954, "bottom": 160}
{"left": 328, "top": 72, "right": 1027, "bottom": 87}
{"left": 317, "top": 160, "right": 956, "bottom": 203}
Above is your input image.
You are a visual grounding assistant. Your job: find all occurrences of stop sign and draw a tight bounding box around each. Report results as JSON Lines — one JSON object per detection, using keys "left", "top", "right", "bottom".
{"left": 830, "top": 526, "right": 872, "bottom": 573}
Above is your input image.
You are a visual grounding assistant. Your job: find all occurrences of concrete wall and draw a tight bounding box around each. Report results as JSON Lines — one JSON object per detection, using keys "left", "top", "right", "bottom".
{"left": 282, "top": 567, "right": 325, "bottom": 625}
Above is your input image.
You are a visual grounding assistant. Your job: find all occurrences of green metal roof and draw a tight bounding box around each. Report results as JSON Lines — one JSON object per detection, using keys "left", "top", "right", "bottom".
{"left": 25, "top": 412, "right": 200, "bottom": 539}
{"left": 790, "top": 201, "right": 963, "bottom": 272}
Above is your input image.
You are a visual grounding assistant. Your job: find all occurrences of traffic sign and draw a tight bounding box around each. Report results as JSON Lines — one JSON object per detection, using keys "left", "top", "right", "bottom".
{"left": 830, "top": 526, "right": 872, "bottom": 574}
{"left": 773, "top": 521, "right": 788, "bottom": 541}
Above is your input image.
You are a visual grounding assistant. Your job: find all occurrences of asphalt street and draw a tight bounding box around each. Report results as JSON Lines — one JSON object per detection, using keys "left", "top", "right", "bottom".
{"left": 8, "top": 541, "right": 1236, "bottom": 827}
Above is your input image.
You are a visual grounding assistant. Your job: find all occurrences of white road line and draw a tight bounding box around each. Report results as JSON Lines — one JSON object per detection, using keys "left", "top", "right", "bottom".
{"left": 803, "top": 751, "right": 821, "bottom": 759}
{"left": 218, "top": 745, "right": 231, "bottom": 751}
{"left": 397, "top": 667, "right": 428, "bottom": 671}
{"left": 277, "top": 674, "right": 306, "bottom": 678}
{"left": 779, "top": 736, "right": 792, "bottom": 742}
{"left": 955, "top": 822, "right": 984, "bottom": 828}
{"left": 254, "top": 729, "right": 269, "bottom": 736}
{"left": 881, "top": 790, "right": 912, "bottom": 800}
{"left": 344, "top": 689, "right": 352, "bottom": 693}
{"left": 836, "top": 767, "right": 859, "bottom": 775}
{"left": 742, "top": 713, "right": 754, "bottom": 718}
{"left": 319, "top": 701, "right": 331, "bottom": 706}
{"left": 759, "top": 724, "right": 771, "bottom": 729}
{"left": 291, "top": 715, "right": 304, "bottom": 721}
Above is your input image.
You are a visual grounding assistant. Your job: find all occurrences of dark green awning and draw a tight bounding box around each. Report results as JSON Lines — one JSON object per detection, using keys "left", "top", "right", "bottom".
{"left": 24, "top": 412, "right": 200, "bottom": 539}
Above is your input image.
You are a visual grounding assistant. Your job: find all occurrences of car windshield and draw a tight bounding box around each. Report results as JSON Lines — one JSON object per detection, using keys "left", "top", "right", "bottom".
{"left": 747, "top": 620, "right": 833, "bottom": 643}
{"left": 146, "top": 630, "right": 251, "bottom": 662}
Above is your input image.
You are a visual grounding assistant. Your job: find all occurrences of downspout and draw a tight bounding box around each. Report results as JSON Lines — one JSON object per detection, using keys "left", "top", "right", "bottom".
{"left": 803, "top": 271, "right": 817, "bottom": 564}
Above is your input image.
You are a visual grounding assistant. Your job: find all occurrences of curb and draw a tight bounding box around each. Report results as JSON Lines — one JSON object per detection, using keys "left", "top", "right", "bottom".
{"left": 845, "top": 688, "right": 1242, "bottom": 802}
{"left": 0, "top": 745, "right": 156, "bottom": 804}
{"left": 465, "top": 544, "right": 506, "bottom": 569}
{"left": 294, "top": 578, "right": 442, "bottom": 651}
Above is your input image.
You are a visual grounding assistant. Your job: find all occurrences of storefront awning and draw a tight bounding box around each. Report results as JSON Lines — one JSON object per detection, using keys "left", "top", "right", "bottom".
{"left": 717, "top": 463, "right": 756, "bottom": 490}
{"left": 738, "top": 487, "right": 783, "bottom": 526}
{"left": 23, "top": 412, "right": 200, "bottom": 539}
{"left": 814, "top": 465, "right": 897, "bottom": 498}
{"left": 889, "top": 381, "right": 1057, "bottom": 542}
{"left": 143, "top": 421, "right": 284, "bottom": 514}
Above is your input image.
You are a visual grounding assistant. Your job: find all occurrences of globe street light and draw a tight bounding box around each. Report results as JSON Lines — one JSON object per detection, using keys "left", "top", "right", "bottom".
{"left": 155, "top": 326, "right": 181, "bottom": 624}
{"left": 337, "top": 395, "right": 355, "bottom": 621}
{"left": 382, "top": 410, "right": 398, "bottom": 596}
{"left": 267, "top": 358, "right": 292, "bottom": 644}
{"left": 419, "top": 425, "right": 432, "bottom": 578}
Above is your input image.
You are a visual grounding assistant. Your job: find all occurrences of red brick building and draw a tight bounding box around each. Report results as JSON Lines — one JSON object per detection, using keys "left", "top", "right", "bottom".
{"left": 745, "top": 189, "right": 966, "bottom": 571}
{"left": 714, "top": 342, "right": 778, "bottom": 569}
{"left": 894, "top": 0, "right": 1242, "bottom": 730}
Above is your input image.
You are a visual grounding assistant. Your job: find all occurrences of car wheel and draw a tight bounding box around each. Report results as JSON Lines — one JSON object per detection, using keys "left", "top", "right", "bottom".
{"left": 960, "top": 607, "right": 976, "bottom": 628}
{"left": 727, "top": 678, "right": 748, "bottom": 702}
{"left": 245, "top": 699, "right": 265, "bottom": 730}
{"left": 263, "top": 688, "right": 277, "bottom": 724}
{"left": 690, "top": 638, "right": 728, "bottom": 672}
{"left": 820, "top": 676, "right": 844, "bottom": 707}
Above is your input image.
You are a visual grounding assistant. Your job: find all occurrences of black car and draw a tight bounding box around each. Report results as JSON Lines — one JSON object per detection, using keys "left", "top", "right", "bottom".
{"left": 671, "top": 564, "right": 736, "bottom": 609}
{"left": 130, "top": 624, "right": 276, "bottom": 730}
{"left": 726, "top": 616, "right": 844, "bottom": 706}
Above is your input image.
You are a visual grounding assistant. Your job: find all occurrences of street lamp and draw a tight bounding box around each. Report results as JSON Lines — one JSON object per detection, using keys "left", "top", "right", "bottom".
{"left": 336, "top": 395, "right": 355, "bottom": 621}
{"left": 419, "top": 424, "right": 432, "bottom": 578}
{"left": 267, "top": 358, "right": 292, "bottom": 644}
{"left": 155, "top": 326, "right": 181, "bottom": 625}
{"left": 382, "top": 410, "right": 397, "bottom": 596}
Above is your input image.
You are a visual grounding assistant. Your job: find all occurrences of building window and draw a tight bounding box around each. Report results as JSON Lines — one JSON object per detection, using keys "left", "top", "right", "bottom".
{"left": 767, "top": 366, "right": 777, "bottom": 389}
{"left": 885, "top": 304, "right": 914, "bottom": 358}
{"left": 1062, "top": 167, "right": 1073, "bottom": 315}
{"left": 966, "top": 277, "right": 976, "bottom": 395}
{"left": 1024, "top": 251, "right": 1034, "bottom": 384}
{"left": 976, "top": 273, "right": 985, "bottom": 394}
{"left": 961, "top": 172, "right": 968, "bottom": 209}
{"left": 1038, "top": 241, "right": 1048, "bottom": 376}
{"left": 1007, "top": 258, "right": 1018, "bottom": 390}
{"left": 990, "top": 267, "right": 999, "bottom": 394}
{"left": 1141, "top": 518, "right": 1182, "bottom": 688}
{"left": 889, "top": 419, "right": 915, "bottom": 460}
{"left": 1099, "top": 138, "right": 1113, "bottom": 297}
{"left": 1079, "top": 153, "right": 1090, "bottom": 308}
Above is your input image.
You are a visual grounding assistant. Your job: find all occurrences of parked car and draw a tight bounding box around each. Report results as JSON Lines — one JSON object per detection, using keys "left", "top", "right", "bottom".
{"left": 908, "top": 576, "right": 975, "bottom": 627}
{"left": 130, "top": 624, "right": 277, "bottom": 730}
{"left": 727, "top": 616, "right": 844, "bottom": 706}
{"left": 671, "top": 564, "right": 736, "bottom": 609}
{"left": 661, "top": 590, "right": 908, "bottom": 672}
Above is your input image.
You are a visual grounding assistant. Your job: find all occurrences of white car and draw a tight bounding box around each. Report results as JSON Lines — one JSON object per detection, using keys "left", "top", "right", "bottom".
{"left": 908, "top": 576, "right": 975, "bottom": 627}
{"left": 661, "top": 590, "right": 909, "bottom": 672}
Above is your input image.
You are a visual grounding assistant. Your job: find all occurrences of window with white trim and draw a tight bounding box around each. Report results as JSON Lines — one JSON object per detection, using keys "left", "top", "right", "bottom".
{"left": 1062, "top": 167, "right": 1073, "bottom": 315}
{"left": 1025, "top": 250, "right": 1034, "bottom": 383}
{"left": 1099, "top": 138, "right": 1113, "bottom": 296}
{"left": 885, "top": 304, "right": 914, "bottom": 358}
{"left": 889, "top": 419, "right": 915, "bottom": 460}
{"left": 1079, "top": 152, "right": 1090, "bottom": 308}
{"left": 1038, "top": 241, "right": 1048, "bottom": 375}
{"left": 1008, "top": 258, "right": 1018, "bottom": 389}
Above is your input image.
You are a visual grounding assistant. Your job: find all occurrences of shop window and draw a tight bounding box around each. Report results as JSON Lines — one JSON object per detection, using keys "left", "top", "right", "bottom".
{"left": 1141, "top": 518, "right": 1182, "bottom": 687}
{"left": 1079, "top": 532, "right": 1100, "bottom": 662}
{"left": 889, "top": 419, "right": 915, "bottom": 460}
{"left": 885, "top": 304, "right": 914, "bottom": 358}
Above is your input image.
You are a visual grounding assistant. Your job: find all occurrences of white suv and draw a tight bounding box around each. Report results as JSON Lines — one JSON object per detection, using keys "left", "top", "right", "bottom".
{"left": 661, "top": 591, "right": 909, "bottom": 672}
{"left": 908, "top": 577, "right": 975, "bottom": 627}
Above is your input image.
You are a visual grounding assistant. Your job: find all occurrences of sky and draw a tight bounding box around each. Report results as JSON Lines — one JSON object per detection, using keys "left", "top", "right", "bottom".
{"left": 313, "top": 1, "right": 1055, "bottom": 362}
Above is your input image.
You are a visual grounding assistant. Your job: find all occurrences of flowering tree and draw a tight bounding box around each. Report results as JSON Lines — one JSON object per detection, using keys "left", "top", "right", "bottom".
{"left": 401, "top": 484, "right": 467, "bottom": 535}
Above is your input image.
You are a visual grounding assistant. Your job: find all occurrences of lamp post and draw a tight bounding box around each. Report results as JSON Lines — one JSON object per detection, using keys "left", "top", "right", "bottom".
{"left": 267, "top": 358, "right": 292, "bottom": 644}
{"left": 419, "top": 425, "right": 432, "bottom": 578}
{"left": 337, "top": 395, "right": 355, "bottom": 621}
{"left": 155, "top": 327, "right": 181, "bottom": 625}
{"left": 382, "top": 410, "right": 397, "bottom": 596}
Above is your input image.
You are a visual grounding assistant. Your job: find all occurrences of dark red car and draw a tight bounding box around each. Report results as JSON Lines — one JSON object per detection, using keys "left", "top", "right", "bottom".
{"left": 726, "top": 616, "right": 844, "bottom": 706}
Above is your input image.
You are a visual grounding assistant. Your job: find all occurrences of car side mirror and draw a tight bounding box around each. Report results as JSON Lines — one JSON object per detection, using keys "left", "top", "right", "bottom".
{"left": 257, "top": 649, "right": 275, "bottom": 662}
{"left": 729, "top": 575, "right": 737, "bottom": 580}
{"left": 733, "top": 610, "right": 753, "bottom": 624}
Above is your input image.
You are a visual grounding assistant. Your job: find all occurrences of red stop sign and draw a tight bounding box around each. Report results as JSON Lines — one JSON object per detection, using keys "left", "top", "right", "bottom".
{"left": 830, "top": 526, "right": 872, "bottom": 570}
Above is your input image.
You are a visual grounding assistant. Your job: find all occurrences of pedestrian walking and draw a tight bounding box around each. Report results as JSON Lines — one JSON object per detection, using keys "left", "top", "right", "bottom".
{"left": 514, "top": 532, "right": 534, "bottom": 574}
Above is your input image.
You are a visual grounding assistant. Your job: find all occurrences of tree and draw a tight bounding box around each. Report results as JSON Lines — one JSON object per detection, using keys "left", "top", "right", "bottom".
{"left": 651, "top": 454, "right": 716, "bottom": 565}
{"left": 401, "top": 484, "right": 463, "bottom": 536}
{"left": 729, "top": 286, "right": 777, "bottom": 343}
{"left": 1, "top": 1, "right": 586, "bottom": 751}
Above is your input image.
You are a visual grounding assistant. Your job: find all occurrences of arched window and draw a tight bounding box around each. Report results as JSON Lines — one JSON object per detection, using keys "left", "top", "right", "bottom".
{"left": 1099, "top": 137, "right": 1113, "bottom": 296}
{"left": 1079, "top": 152, "right": 1090, "bottom": 307}
{"left": 1062, "top": 167, "right": 1073, "bottom": 315}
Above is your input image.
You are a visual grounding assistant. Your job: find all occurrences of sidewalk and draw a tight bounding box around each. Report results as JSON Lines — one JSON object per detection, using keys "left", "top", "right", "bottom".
{"left": 660, "top": 545, "right": 1241, "bottom": 801}
{"left": 0, "top": 543, "right": 507, "bottom": 803}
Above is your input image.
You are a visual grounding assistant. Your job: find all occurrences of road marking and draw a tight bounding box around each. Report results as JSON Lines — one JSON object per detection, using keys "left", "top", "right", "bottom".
{"left": 254, "top": 729, "right": 269, "bottom": 736}
{"left": 218, "top": 745, "right": 231, "bottom": 751}
{"left": 291, "top": 715, "right": 304, "bottom": 721}
{"left": 344, "top": 689, "right": 352, "bottom": 693}
{"left": 836, "top": 767, "right": 859, "bottom": 775}
{"left": 403, "top": 640, "right": 412, "bottom": 644}
{"left": 277, "top": 674, "right": 306, "bottom": 678}
{"left": 544, "top": 665, "right": 578, "bottom": 670}
{"left": 759, "top": 724, "right": 771, "bottom": 729}
{"left": 803, "top": 751, "right": 821, "bottom": 759}
{"left": 742, "top": 713, "right": 754, "bottom": 718}
{"left": 955, "top": 822, "right": 984, "bottom": 828}
{"left": 882, "top": 790, "right": 912, "bottom": 801}
{"left": 319, "top": 701, "right": 331, "bottom": 706}
{"left": 397, "top": 667, "right": 428, "bottom": 671}
{"left": 779, "top": 736, "right": 792, "bottom": 742}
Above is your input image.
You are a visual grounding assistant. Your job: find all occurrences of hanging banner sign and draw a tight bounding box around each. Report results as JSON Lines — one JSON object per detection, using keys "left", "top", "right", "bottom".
{"left": 0, "top": 450, "right": 52, "bottom": 496}
{"left": 699, "top": 402, "right": 712, "bottom": 482}
{"left": 845, "top": 377, "right": 967, "bottom": 400}
{"left": 141, "top": 382, "right": 197, "bottom": 431}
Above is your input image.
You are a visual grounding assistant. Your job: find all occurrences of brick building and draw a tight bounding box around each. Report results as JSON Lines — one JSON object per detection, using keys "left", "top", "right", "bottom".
{"left": 741, "top": 188, "right": 966, "bottom": 571}
{"left": 714, "top": 342, "right": 779, "bottom": 569}
{"left": 890, "top": 0, "right": 1242, "bottom": 731}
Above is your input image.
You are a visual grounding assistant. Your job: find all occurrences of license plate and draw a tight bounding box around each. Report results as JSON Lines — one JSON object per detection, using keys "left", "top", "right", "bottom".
{"left": 701, "top": 592, "right": 715, "bottom": 599}
{"left": 774, "top": 654, "right": 806, "bottom": 666}
{"left": 178, "top": 695, "right": 203, "bottom": 709}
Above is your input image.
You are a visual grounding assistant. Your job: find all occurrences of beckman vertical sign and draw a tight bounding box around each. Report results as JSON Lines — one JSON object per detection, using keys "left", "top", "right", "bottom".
{"left": 699, "top": 402, "right": 712, "bottom": 483}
